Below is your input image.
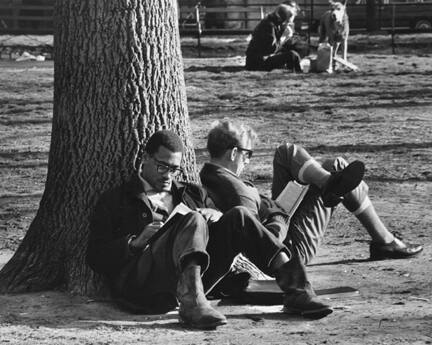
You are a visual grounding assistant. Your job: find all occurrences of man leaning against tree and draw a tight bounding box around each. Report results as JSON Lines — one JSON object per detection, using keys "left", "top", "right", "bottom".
{"left": 200, "top": 121, "right": 423, "bottom": 270}
{"left": 86, "top": 130, "right": 337, "bottom": 330}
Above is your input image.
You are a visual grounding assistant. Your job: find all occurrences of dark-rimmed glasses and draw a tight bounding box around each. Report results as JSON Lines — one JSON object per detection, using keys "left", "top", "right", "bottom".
{"left": 152, "top": 157, "right": 183, "bottom": 176}
{"left": 231, "top": 146, "right": 253, "bottom": 159}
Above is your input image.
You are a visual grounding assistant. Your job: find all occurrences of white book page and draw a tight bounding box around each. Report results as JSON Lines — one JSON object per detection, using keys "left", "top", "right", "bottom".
{"left": 275, "top": 181, "right": 309, "bottom": 216}
{"left": 165, "top": 202, "right": 192, "bottom": 223}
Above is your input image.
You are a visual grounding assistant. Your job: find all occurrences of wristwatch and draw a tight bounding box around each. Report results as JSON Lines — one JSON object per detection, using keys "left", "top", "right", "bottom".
{"left": 127, "top": 234, "right": 139, "bottom": 254}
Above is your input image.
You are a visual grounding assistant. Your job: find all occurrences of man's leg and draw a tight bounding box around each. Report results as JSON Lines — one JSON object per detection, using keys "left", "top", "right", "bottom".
{"left": 120, "top": 211, "right": 226, "bottom": 329}
{"left": 332, "top": 158, "right": 423, "bottom": 260}
{"left": 271, "top": 143, "right": 363, "bottom": 263}
{"left": 273, "top": 147, "right": 422, "bottom": 263}
{"left": 272, "top": 143, "right": 364, "bottom": 207}
{"left": 203, "top": 206, "right": 332, "bottom": 319}
{"left": 263, "top": 51, "right": 301, "bottom": 72}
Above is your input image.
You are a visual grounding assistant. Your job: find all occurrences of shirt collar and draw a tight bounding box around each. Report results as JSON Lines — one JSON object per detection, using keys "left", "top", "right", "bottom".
{"left": 206, "top": 162, "right": 240, "bottom": 178}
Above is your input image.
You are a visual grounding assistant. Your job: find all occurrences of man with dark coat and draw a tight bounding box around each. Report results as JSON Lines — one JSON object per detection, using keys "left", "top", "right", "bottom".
{"left": 200, "top": 121, "right": 423, "bottom": 267}
{"left": 87, "top": 130, "right": 333, "bottom": 330}
{"left": 246, "top": 1, "right": 308, "bottom": 71}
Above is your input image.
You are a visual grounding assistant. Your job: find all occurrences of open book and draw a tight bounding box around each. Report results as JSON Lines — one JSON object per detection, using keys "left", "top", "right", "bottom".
{"left": 165, "top": 202, "right": 192, "bottom": 222}
{"left": 275, "top": 181, "right": 309, "bottom": 217}
{"left": 146, "top": 202, "right": 192, "bottom": 245}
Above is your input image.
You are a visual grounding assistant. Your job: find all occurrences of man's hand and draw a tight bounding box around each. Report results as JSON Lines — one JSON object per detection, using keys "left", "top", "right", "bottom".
{"left": 197, "top": 208, "right": 223, "bottom": 223}
{"left": 130, "top": 221, "right": 164, "bottom": 250}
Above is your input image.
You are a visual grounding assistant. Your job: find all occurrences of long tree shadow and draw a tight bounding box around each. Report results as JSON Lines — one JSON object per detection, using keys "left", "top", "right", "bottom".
{"left": 184, "top": 65, "right": 245, "bottom": 73}
{"left": 308, "top": 258, "right": 371, "bottom": 266}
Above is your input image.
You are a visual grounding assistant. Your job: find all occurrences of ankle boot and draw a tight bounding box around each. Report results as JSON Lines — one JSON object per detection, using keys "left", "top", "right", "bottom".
{"left": 177, "top": 265, "right": 227, "bottom": 329}
{"left": 275, "top": 256, "right": 333, "bottom": 319}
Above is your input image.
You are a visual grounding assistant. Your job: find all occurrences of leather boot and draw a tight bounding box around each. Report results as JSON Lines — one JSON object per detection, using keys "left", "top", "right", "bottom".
{"left": 275, "top": 256, "right": 333, "bottom": 319}
{"left": 177, "top": 265, "right": 227, "bottom": 329}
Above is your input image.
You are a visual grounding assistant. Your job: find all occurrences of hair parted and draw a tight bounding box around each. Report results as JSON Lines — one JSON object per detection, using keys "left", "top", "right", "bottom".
{"left": 207, "top": 120, "right": 257, "bottom": 158}
{"left": 145, "top": 130, "right": 184, "bottom": 155}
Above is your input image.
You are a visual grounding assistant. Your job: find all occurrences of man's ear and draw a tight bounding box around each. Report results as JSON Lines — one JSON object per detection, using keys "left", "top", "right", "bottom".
{"left": 230, "top": 147, "right": 238, "bottom": 161}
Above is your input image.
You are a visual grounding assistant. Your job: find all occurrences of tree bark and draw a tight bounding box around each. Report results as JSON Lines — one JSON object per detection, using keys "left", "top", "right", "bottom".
{"left": 0, "top": 0, "right": 196, "bottom": 294}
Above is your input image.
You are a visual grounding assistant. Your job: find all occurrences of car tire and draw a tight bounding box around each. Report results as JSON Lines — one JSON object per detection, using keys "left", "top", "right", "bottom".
{"left": 414, "top": 19, "right": 432, "bottom": 30}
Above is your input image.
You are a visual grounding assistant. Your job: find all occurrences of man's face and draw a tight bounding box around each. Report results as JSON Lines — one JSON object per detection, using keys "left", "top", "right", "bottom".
{"left": 232, "top": 137, "right": 254, "bottom": 176}
{"left": 141, "top": 145, "right": 182, "bottom": 192}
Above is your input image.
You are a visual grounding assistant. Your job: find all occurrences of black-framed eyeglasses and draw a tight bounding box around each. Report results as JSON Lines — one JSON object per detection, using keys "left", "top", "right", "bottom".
{"left": 230, "top": 146, "right": 253, "bottom": 159}
{"left": 152, "top": 157, "right": 183, "bottom": 176}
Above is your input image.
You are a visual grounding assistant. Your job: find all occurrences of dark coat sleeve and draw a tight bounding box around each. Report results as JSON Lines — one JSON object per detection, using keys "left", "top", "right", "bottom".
{"left": 247, "top": 19, "right": 281, "bottom": 57}
{"left": 86, "top": 188, "right": 134, "bottom": 278}
{"left": 200, "top": 165, "right": 261, "bottom": 216}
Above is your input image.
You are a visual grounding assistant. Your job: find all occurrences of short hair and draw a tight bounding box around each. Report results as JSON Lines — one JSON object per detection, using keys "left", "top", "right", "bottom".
{"left": 274, "top": 3, "right": 299, "bottom": 22}
{"left": 207, "top": 121, "right": 257, "bottom": 159}
{"left": 145, "top": 130, "right": 184, "bottom": 155}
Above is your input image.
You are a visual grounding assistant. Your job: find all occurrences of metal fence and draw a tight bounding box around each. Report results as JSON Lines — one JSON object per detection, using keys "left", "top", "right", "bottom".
{"left": 0, "top": 1, "right": 431, "bottom": 35}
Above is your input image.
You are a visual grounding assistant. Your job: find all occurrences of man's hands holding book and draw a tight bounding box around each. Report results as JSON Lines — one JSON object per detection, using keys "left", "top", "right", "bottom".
{"left": 197, "top": 208, "right": 223, "bottom": 223}
{"left": 129, "top": 221, "right": 164, "bottom": 251}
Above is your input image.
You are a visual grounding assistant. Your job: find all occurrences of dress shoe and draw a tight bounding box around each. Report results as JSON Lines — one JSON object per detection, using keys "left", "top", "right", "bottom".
{"left": 177, "top": 265, "right": 227, "bottom": 329}
{"left": 370, "top": 238, "right": 423, "bottom": 260}
{"left": 275, "top": 256, "right": 333, "bottom": 319}
{"left": 322, "top": 160, "right": 365, "bottom": 207}
{"left": 283, "top": 287, "right": 333, "bottom": 319}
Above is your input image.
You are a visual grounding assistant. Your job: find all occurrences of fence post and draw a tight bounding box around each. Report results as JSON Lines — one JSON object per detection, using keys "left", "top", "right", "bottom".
{"left": 195, "top": 3, "right": 202, "bottom": 58}
{"left": 391, "top": 4, "right": 396, "bottom": 54}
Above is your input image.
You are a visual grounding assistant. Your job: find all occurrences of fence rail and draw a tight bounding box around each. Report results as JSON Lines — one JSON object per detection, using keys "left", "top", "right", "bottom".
{"left": 0, "top": 2, "right": 431, "bottom": 36}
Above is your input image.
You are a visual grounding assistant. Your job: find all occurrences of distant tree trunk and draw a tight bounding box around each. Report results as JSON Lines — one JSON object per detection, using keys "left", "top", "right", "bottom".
{"left": 366, "top": 0, "right": 379, "bottom": 31}
{"left": 0, "top": 0, "right": 197, "bottom": 294}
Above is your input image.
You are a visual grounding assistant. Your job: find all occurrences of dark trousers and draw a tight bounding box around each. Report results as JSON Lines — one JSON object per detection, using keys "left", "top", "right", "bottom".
{"left": 272, "top": 143, "right": 369, "bottom": 264}
{"left": 117, "top": 211, "right": 209, "bottom": 313}
{"left": 246, "top": 50, "right": 301, "bottom": 72}
{"left": 117, "top": 207, "right": 287, "bottom": 313}
{"left": 203, "top": 206, "right": 286, "bottom": 293}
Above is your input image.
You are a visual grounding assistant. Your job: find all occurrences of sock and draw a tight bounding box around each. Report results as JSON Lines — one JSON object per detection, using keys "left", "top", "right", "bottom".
{"left": 298, "top": 159, "right": 331, "bottom": 188}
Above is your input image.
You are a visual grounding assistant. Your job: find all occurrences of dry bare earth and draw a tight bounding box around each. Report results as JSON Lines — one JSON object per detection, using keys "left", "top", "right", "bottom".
{"left": 1, "top": 36, "right": 432, "bottom": 344}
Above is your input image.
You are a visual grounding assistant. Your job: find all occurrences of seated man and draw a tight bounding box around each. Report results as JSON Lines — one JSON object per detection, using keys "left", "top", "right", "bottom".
{"left": 87, "top": 130, "right": 333, "bottom": 330}
{"left": 200, "top": 121, "right": 422, "bottom": 267}
{"left": 245, "top": 1, "right": 309, "bottom": 72}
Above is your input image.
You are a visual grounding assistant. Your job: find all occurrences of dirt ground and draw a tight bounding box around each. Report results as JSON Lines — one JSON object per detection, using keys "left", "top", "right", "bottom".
{"left": 0, "top": 34, "right": 432, "bottom": 344}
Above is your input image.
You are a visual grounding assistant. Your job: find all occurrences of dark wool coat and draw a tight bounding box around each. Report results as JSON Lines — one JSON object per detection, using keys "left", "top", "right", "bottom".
{"left": 86, "top": 174, "right": 214, "bottom": 284}
{"left": 200, "top": 163, "right": 289, "bottom": 242}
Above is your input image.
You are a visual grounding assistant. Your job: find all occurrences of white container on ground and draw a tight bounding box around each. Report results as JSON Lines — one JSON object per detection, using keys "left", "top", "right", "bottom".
{"left": 316, "top": 43, "right": 333, "bottom": 73}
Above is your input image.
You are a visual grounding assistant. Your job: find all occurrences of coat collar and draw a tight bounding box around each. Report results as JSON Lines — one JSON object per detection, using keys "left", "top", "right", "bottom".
{"left": 126, "top": 173, "right": 185, "bottom": 205}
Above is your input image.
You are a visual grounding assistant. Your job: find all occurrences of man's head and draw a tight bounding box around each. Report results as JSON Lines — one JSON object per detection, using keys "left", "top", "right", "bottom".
{"left": 274, "top": 2, "right": 300, "bottom": 25}
{"left": 207, "top": 121, "right": 257, "bottom": 176}
{"left": 140, "top": 130, "right": 184, "bottom": 192}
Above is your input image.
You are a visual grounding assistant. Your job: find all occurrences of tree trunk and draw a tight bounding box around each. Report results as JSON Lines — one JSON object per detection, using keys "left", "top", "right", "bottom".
{"left": 0, "top": 0, "right": 196, "bottom": 294}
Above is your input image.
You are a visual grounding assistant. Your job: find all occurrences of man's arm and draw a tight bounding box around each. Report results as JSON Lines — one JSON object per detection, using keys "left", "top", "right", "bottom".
{"left": 86, "top": 190, "right": 135, "bottom": 276}
{"left": 252, "top": 21, "right": 280, "bottom": 56}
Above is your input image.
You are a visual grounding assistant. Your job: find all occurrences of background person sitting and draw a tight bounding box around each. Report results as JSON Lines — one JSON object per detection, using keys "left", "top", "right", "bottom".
{"left": 245, "top": 1, "right": 309, "bottom": 72}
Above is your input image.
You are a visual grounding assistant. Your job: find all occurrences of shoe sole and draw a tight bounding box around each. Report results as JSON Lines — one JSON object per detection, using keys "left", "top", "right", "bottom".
{"left": 283, "top": 306, "right": 333, "bottom": 320}
{"left": 370, "top": 247, "right": 423, "bottom": 260}
{"left": 179, "top": 319, "right": 227, "bottom": 330}
{"left": 323, "top": 160, "right": 365, "bottom": 207}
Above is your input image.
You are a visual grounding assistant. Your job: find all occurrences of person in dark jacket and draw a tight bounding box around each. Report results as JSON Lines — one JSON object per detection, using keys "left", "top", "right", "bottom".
{"left": 87, "top": 130, "right": 332, "bottom": 330}
{"left": 200, "top": 121, "right": 423, "bottom": 266}
{"left": 246, "top": 2, "right": 307, "bottom": 71}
